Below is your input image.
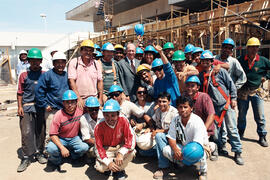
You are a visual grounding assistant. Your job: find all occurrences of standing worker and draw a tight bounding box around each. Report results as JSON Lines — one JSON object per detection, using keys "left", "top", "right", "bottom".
{"left": 163, "top": 42, "right": 175, "bottom": 63}
{"left": 16, "top": 50, "right": 29, "bottom": 77}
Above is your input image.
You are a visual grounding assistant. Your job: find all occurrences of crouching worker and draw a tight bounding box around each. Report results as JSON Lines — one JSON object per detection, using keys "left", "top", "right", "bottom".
{"left": 80, "top": 97, "right": 103, "bottom": 161}
{"left": 163, "top": 96, "right": 209, "bottom": 180}
{"left": 94, "top": 99, "right": 136, "bottom": 180}
{"left": 46, "top": 90, "right": 89, "bottom": 171}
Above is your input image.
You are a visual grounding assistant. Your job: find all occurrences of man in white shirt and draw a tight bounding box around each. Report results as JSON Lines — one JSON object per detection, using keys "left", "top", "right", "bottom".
{"left": 163, "top": 96, "right": 208, "bottom": 180}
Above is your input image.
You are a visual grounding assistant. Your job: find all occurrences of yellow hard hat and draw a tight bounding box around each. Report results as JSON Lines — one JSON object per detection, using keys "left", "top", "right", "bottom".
{"left": 246, "top": 37, "right": 261, "bottom": 46}
{"left": 137, "top": 64, "right": 151, "bottom": 74}
{"left": 114, "top": 44, "right": 124, "bottom": 50}
{"left": 81, "top": 40, "right": 94, "bottom": 48}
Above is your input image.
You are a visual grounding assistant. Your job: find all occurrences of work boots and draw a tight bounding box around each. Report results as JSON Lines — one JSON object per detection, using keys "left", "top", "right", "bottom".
{"left": 17, "top": 158, "right": 31, "bottom": 172}
{"left": 234, "top": 152, "right": 244, "bottom": 165}
{"left": 35, "top": 153, "right": 47, "bottom": 164}
{"left": 259, "top": 136, "right": 268, "bottom": 147}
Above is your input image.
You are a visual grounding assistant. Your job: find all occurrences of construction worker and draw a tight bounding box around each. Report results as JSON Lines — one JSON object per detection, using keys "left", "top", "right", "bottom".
{"left": 94, "top": 99, "right": 136, "bottom": 180}
{"left": 135, "top": 47, "right": 144, "bottom": 61}
{"left": 163, "top": 96, "right": 209, "bottom": 180}
{"left": 184, "top": 44, "right": 195, "bottom": 65}
{"left": 152, "top": 44, "right": 181, "bottom": 107}
{"left": 141, "top": 45, "right": 157, "bottom": 65}
{"left": 184, "top": 75, "right": 218, "bottom": 161}
{"left": 35, "top": 51, "right": 69, "bottom": 149}
{"left": 191, "top": 47, "right": 204, "bottom": 66}
{"left": 116, "top": 43, "right": 141, "bottom": 102}
{"left": 94, "top": 44, "right": 101, "bottom": 51}
{"left": 163, "top": 42, "right": 175, "bottom": 63}
{"left": 68, "top": 39, "right": 103, "bottom": 109}
{"left": 95, "top": 51, "right": 103, "bottom": 60}
{"left": 237, "top": 37, "right": 270, "bottom": 147}
{"left": 46, "top": 90, "right": 89, "bottom": 171}
{"left": 199, "top": 50, "right": 244, "bottom": 165}
{"left": 16, "top": 50, "right": 29, "bottom": 77}
{"left": 215, "top": 38, "right": 247, "bottom": 90}
{"left": 17, "top": 48, "right": 47, "bottom": 172}
{"left": 101, "top": 42, "right": 120, "bottom": 102}
{"left": 114, "top": 44, "right": 125, "bottom": 61}
{"left": 172, "top": 50, "right": 199, "bottom": 94}
{"left": 80, "top": 97, "right": 103, "bottom": 161}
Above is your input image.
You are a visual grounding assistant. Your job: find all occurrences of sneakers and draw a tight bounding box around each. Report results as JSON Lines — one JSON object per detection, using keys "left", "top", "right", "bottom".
{"left": 153, "top": 168, "right": 169, "bottom": 179}
{"left": 259, "top": 136, "right": 269, "bottom": 147}
{"left": 199, "top": 172, "right": 207, "bottom": 180}
{"left": 218, "top": 146, "right": 229, "bottom": 157}
{"left": 17, "top": 158, "right": 31, "bottom": 172}
{"left": 35, "top": 153, "right": 48, "bottom": 164}
{"left": 234, "top": 152, "right": 244, "bottom": 165}
{"left": 210, "top": 144, "right": 218, "bottom": 161}
{"left": 113, "top": 170, "right": 126, "bottom": 180}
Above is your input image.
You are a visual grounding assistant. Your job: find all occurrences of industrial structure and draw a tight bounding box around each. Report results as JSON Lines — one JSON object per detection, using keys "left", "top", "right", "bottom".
{"left": 66, "top": 0, "right": 270, "bottom": 58}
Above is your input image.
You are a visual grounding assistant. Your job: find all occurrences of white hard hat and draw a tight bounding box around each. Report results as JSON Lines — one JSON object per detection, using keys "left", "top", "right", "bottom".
{"left": 19, "top": 50, "right": 27, "bottom": 55}
{"left": 52, "top": 51, "right": 66, "bottom": 61}
{"left": 136, "top": 132, "right": 156, "bottom": 150}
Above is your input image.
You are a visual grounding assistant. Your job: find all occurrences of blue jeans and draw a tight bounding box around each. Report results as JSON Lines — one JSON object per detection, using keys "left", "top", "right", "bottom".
{"left": 237, "top": 95, "right": 267, "bottom": 137}
{"left": 138, "top": 146, "right": 157, "bottom": 157}
{"left": 46, "top": 136, "right": 89, "bottom": 165}
{"left": 155, "top": 133, "right": 170, "bottom": 168}
{"left": 215, "top": 105, "right": 242, "bottom": 153}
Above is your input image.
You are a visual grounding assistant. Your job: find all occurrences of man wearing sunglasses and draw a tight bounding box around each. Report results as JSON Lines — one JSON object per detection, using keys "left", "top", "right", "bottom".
{"left": 80, "top": 97, "right": 103, "bottom": 161}
{"left": 152, "top": 44, "right": 181, "bottom": 107}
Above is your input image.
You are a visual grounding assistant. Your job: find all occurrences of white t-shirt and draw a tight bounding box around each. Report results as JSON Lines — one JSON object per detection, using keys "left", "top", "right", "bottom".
{"left": 80, "top": 110, "right": 103, "bottom": 141}
{"left": 167, "top": 113, "right": 208, "bottom": 146}
{"left": 152, "top": 106, "right": 178, "bottom": 130}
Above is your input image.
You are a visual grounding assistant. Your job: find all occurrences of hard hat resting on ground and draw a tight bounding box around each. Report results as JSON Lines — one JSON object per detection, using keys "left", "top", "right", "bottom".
{"left": 185, "top": 75, "right": 201, "bottom": 85}
{"left": 102, "top": 99, "right": 121, "bottom": 112}
{"left": 172, "top": 50, "right": 186, "bottom": 61}
{"left": 27, "top": 48, "right": 42, "bottom": 59}
{"left": 114, "top": 44, "right": 124, "bottom": 50}
{"left": 85, "top": 97, "right": 100, "bottom": 108}
{"left": 109, "top": 85, "right": 123, "bottom": 94}
{"left": 200, "top": 50, "right": 214, "bottom": 59}
{"left": 182, "top": 141, "right": 204, "bottom": 166}
{"left": 163, "top": 42, "right": 174, "bottom": 50}
{"left": 19, "top": 50, "right": 27, "bottom": 55}
{"left": 81, "top": 40, "right": 94, "bottom": 48}
{"left": 184, "top": 44, "right": 195, "bottom": 54}
{"left": 136, "top": 47, "right": 144, "bottom": 54}
{"left": 151, "top": 58, "right": 164, "bottom": 69}
{"left": 102, "top": 42, "right": 115, "bottom": 51}
{"left": 222, "top": 38, "right": 235, "bottom": 48}
{"left": 52, "top": 51, "right": 66, "bottom": 61}
{"left": 134, "top": 24, "right": 144, "bottom": 36}
{"left": 137, "top": 64, "right": 151, "bottom": 74}
{"left": 246, "top": 37, "right": 261, "bottom": 46}
{"left": 62, "top": 90, "right": 77, "bottom": 101}
{"left": 192, "top": 47, "right": 204, "bottom": 55}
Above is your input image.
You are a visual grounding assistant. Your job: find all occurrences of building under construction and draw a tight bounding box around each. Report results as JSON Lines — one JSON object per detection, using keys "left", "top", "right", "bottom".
{"left": 66, "top": 0, "right": 270, "bottom": 58}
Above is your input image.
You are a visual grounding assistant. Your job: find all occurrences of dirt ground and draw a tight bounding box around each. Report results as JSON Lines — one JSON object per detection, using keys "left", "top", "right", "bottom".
{"left": 0, "top": 85, "right": 269, "bottom": 180}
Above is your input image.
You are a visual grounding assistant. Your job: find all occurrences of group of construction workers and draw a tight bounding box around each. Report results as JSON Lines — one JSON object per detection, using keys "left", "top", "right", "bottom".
{"left": 16, "top": 36, "right": 270, "bottom": 180}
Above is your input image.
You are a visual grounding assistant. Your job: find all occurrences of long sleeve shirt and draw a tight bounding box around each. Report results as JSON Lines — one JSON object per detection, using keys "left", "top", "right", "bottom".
{"left": 35, "top": 69, "right": 69, "bottom": 110}
{"left": 154, "top": 63, "right": 181, "bottom": 107}
{"left": 94, "top": 115, "right": 136, "bottom": 166}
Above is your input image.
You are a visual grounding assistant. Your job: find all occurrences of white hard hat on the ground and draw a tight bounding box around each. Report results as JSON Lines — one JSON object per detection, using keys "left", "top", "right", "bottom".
{"left": 19, "top": 50, "right": 27, "bottom": 55}
{"left": 137, "top": 132, "right": 156, "bottom": 150}
{"left": 52, "top": 51, "right": 66, "bottom": 61}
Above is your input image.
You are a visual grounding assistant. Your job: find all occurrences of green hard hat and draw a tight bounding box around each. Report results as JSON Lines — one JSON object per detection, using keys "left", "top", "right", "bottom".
{"left": 163, "top": 42, "right": 174, "bottom": 50}
{"left": 27, "top": 48, "right": 43, "bottom": 59}
{"left": 172, "top": 50, "right": 186, "bottom": 61}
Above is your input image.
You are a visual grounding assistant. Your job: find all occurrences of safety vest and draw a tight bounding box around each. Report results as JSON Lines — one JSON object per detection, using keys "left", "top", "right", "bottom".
{"left": 203, "top": 72, "right": 231, "bottom": 127}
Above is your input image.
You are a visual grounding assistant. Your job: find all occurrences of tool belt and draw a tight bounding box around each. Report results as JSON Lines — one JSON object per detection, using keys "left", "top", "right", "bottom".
{"left": 238, "top": 85, "right": 267, "bottom": 100}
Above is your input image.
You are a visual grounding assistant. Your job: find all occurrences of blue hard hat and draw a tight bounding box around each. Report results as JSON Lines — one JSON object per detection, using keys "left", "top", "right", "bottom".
{"left": 109, "top": 85, "right": 123, "bottom": 94}
{"left": 134, "top": 24, "right": 144, "bottom": 36}
{"left": 200, "top": 50, "right": 214, "bottom": 59}
{"left": 96, "top": 51, "right": 103, "bottom": 58}
{"left": 192, "top": 47, "right": 204, "bottom": 54}
{"left": 185, "top": 75, "right": 201, "bottom": 85}
{"left": 136, "top": 47, "right": 144, "bottom": 54}
{"left": 184, "top": 44, "right": 195, "bottom": 54}
{"left": 94, "top": 44, "right": 101, "bottom": 49}
{"left": 151, "top": 58, "right": 164, "bottom": 69}
{"left": 222, "top": 38, "right": 235, "bottom": 48}
{"left": 182, "top": 142, "right": 204, "bottom": 166}
{"left": 144, "top": 45, "right": 156, "bottom": 54}
{"left": 62, "top": 90, "right": 77, "bottom": 101}
{"left": 85, "top": 96, "right": 100, "bottom": 108}
{"left": 103, "top": 99, "right": 121, "bottom": 112}
{"left": 102, "top": 42, "right": 115, "bottom": 51}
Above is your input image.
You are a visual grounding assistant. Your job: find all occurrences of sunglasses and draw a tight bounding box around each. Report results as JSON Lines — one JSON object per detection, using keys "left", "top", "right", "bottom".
{"left": 137, "top": 91, "right": 147, "bottom": 95}
{"left": 152, "top": 66, "right": 163, "bottom": 72}
{"left": 88, "top": 107, "right": 99, "bottom": 112}
{"left": 110, "top": 92, "right": 121, "bottom": 97}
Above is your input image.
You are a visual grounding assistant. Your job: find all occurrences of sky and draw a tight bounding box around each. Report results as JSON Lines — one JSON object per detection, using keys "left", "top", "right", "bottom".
{"left": 0, "top": 0, "right": 94, "bottom": 34}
